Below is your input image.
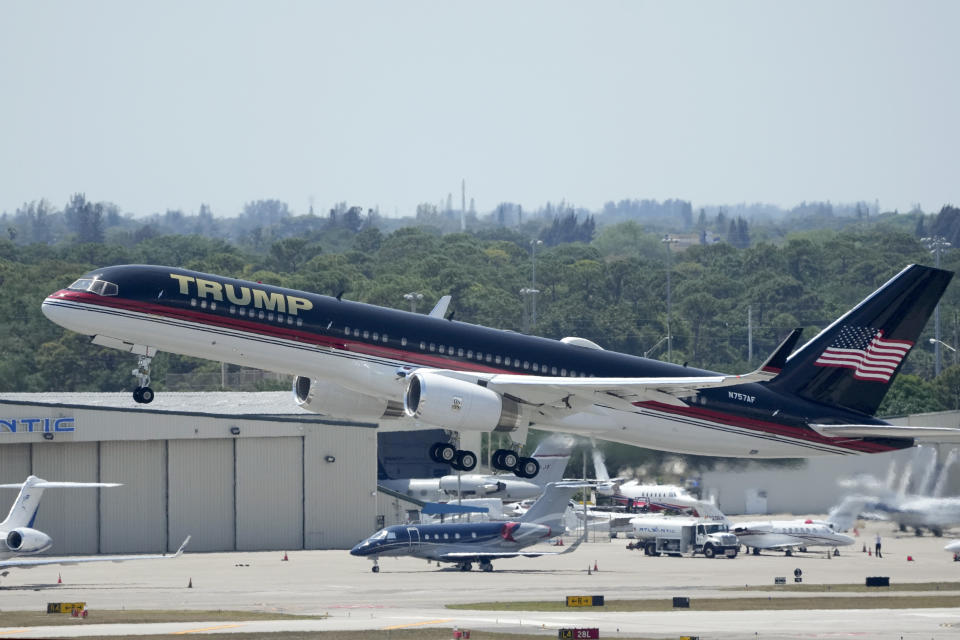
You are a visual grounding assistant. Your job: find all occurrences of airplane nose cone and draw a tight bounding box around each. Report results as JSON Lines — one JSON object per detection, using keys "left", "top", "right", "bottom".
{"left": 349, "top": 542, "right": 367, "bottom": 556}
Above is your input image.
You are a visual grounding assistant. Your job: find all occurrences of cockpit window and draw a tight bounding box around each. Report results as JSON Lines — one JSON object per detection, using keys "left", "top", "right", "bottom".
{"left": 68, "top": 278, "right": 118, "bottom": 296}
{"left": 370, "top": 529, "right": 389, "bottom": 540}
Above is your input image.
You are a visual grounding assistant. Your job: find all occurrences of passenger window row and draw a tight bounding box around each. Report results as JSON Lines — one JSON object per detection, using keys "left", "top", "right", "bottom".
{"left": 340, "top": 326, "right": 592, "bottom": 377}
{"left": 190, "top": 298, "right": 304, "bottom": 327}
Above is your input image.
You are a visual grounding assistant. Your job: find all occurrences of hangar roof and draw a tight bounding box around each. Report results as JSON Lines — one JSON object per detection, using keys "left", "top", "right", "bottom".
{"left": 0, "top": 392, "right": 375, "bottom": 426}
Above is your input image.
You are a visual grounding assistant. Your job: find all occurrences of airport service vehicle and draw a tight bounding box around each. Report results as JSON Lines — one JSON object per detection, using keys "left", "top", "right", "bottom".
{"left": 627, "top": 517, "right": 739, "bottom": 558}
{"left": 350, "top": 482, "right": 585, "bottom": 572}
{"left": 42, "top": 264, "right": 959, "bottom": 475}
{"left": 0, "top": 476, "right": 189, "bottom": 573}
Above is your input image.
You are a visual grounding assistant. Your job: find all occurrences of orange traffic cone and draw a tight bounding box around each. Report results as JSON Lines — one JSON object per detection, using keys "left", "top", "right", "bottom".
{"left": 282, "top": 551, "right": 289, "bottom": 561}
{"left": 907, "top": 555, "right": 914, "bottom": 562}
{"left": 868, "top": 549, "right": 872, "bottom": 556}
{"left": 593, "top": 561, "right": 598, "bottom": 572}
{"left": 57, "top": 573, "right": 62, "bottom": 584}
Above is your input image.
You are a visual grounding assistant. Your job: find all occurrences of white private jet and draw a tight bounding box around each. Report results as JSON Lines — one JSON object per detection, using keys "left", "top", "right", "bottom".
{"left": 732, "top": 509, "right": 857, "bottom": 556}
{"left": 0, "top": 476, "right": 189, "bottom": 574}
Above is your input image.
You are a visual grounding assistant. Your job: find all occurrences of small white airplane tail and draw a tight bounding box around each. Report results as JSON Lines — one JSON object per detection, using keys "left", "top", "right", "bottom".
{"left": 530, "top": 435, "right": 575, "bottom": 488}
{"left": 0, "top": 476, "right": 121, "bottom": 531}
{"left": 520, "top": 482, "right": 586, "bottom": 533}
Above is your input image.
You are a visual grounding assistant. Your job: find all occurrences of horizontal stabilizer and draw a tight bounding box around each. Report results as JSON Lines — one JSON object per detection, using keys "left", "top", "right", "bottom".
{"left": 810, "top": 424, "right": 960, "bottom": 443}
{"left": 0, "top": 481, "right": 122, "bottom": 489}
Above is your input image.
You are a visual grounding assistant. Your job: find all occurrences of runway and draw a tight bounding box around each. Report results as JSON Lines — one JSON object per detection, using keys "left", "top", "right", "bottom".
{"left": 1, "top": 522, "right": 959, "bottom": 639}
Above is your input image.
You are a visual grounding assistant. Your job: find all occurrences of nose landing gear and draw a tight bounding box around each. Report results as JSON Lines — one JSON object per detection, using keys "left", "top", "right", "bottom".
{"left": 132, "top": 353, "right": 155, "bottom": 404}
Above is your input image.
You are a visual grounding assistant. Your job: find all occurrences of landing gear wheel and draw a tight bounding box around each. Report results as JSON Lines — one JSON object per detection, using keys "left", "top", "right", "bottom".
{"left": 430, "top": 442, "right": 457, "bottom": 464}
{"left": 138, "top": 387, "right": 154, "bottom": 404}
{"left": 752, "top": 547, "right": 760, "bottom": 556}
{"left": 372, "top": 565, "right": 379, "bottom": 573}
{"left": 515, "top": 457, "right": 540, "bottom": 478}
{"left": 458, "top": 562, "right": 472, "bottom": 571}
{"left": 480, "top": 561, "right": 493, "bottom": 572}
{"left": 453, "top": 450, "right": 477, "bottom": 472}
{"left": 133, "top": 387, "right": 143, "bottom": 403}
{"left": 496, "top": 449, "right": 519, "bottom": 470}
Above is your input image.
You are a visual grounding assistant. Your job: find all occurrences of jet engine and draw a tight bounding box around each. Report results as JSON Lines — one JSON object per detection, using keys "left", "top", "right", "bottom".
{"left": 5, "top": 527, "right": 52, "bottom": 553}
{"left": 293, "top": 376, "right": 403, "bottom": 421}
{"left": 403, "top": 373, "right": 526, "bottom": 433}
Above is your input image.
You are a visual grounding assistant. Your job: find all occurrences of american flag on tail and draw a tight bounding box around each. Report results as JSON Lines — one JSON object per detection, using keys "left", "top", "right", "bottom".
{"left": 814, "top": 325, "right": 913, "bottom": 383}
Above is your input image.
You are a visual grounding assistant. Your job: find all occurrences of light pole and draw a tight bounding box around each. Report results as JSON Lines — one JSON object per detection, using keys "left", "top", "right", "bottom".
{"left": 922, "top": 236, "right": 952, "bottom": 375}
{"left": 403, "top": 292, "right": 423, "bottom": 313}
{"left": 530, "top": 239, "right": 543, "bottom": 330}
{"left": 520, "top": 287, "right": 538, "bottom": 334}
{"left": 661, "top": 235, "right": 679, "bottom": 361}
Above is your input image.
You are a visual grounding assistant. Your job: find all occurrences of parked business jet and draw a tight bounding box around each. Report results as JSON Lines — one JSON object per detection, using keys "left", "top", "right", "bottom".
{"left": 42, "top": 264, "right": 958, "bottom": 476}
{"left": 350, "top": 481, "right": 585, "bottom": 572}
{"left": 0, "top": 476, "right": 189, "bottom": 573}
{"left": 732, "top": 519, "right": 856, "bottom": 555}
{"left": 381, "top": 434, "right": 574, "bottom": 502}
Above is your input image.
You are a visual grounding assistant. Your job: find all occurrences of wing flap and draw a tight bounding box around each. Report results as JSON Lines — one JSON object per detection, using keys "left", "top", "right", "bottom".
{"left": 811, "top": 424, "right": 960, "bottom": 443}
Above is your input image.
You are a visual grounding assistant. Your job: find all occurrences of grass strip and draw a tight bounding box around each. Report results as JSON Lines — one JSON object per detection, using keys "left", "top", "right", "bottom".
{"left": 448, "top": 594, "right": 960, "bottom": 612}
{"left": 731, "top": 581, "right": 960, "bottom": 593}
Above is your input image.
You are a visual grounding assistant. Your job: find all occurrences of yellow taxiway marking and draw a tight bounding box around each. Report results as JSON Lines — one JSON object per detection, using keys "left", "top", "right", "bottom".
{"left": 0, "top": 631, "right": 29, "bottom": 636}
{"left": 381, "top": 618, "right": 453, "bottom": 630}
{"left": 173, "top": 623, "right": 245, "bottom": 634}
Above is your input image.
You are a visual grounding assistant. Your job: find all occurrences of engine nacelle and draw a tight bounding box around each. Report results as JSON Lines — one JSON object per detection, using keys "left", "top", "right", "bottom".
{"left": 5, "top": 527, "right": 52, "bottom": 553}
{"left": 293, "top": 376, "right": 403, "bottom": 421}
{"left": 403, "top": 373, "right": 526, "bottom": 433}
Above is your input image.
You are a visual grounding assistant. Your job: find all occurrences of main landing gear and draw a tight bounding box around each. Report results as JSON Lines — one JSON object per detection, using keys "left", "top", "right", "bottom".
{"left": 428, "top": 442, "right": 540, "bottom": 478}
{"left": 429, "top": 443, "right": 478, "bottom": 472}
{"left": 492, "top": 448, "right": 540, "bottom": 479}
{"left": 132, "top": 354, "right": 155, "bottom": 404}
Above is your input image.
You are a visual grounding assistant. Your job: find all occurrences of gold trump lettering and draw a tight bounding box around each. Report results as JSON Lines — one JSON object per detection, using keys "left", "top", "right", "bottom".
{"left": 170, "top": 274, "right": 313, "bottom": 316}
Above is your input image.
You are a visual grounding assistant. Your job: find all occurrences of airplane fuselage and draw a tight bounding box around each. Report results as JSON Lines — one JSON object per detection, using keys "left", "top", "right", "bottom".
{"left": 42, "top": 265, "right": 906, "bottom": 457}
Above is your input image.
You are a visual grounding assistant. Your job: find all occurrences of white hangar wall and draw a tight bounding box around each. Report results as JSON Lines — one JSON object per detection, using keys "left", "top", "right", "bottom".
{"left": 0, "top": 392, "right": 378, "bottom": 554}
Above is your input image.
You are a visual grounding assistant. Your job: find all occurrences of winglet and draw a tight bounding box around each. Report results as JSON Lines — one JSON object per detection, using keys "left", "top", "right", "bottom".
{"left": 173, "top": 535, "right": 191, "bottom": 557}
{"left": 754, "top": 328, "right": 803, "bottom": 380}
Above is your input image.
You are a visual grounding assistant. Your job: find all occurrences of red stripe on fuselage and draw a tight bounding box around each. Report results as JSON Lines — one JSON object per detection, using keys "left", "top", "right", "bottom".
{"left": 49, "top": 290, "right": 510, "bottom": 374}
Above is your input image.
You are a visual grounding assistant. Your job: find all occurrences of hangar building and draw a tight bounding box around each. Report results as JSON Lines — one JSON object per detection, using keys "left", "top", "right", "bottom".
{"left": 0, "top": 392, "right": 379, "bottom": 555}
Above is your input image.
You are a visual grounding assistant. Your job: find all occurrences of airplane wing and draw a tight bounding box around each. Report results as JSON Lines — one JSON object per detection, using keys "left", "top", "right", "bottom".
{"left": 0, "top": 536, "right": 190, "bottom": 570}
{"left": 474, "top": 328, "right": 803, "bottom": 410}
{"left": 810, "top": 424, "right": 960, "bottom": 443}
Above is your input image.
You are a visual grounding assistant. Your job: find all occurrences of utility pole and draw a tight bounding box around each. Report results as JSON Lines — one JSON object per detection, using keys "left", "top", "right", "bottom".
{"left": 530, "top": 239, "right": 543, "bottom": 331}
{"left": 922, "top": 236, "right": 951, "bottom": 375}
{"left": 662, "top": 235, "right": 679, "bottom": 361}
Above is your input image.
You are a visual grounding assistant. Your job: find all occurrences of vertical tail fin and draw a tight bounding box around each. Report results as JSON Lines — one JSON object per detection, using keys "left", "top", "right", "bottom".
{"left": 0, "top": 477, "right": 121, "bottom": 530}
{"left": 530, "top": 434, "right": 575, "bottom": 488}
{"left": 520, "top": 482, "right": 585, "bottom": 533}
{"left": 0, "top": 476, "right": 46, "bottom": 530}
{"left": 769, "top": 264, "right": 952, "bottom": 415}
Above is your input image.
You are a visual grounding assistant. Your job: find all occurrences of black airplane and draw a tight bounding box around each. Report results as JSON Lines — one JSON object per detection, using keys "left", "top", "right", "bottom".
{"left": 42, "top": 263, "right": 958, "bottom": 476}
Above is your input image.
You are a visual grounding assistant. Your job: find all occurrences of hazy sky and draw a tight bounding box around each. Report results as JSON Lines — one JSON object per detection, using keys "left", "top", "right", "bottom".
{"left": 2, "top": 1, "right": 958, "bottom": 218}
